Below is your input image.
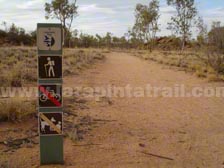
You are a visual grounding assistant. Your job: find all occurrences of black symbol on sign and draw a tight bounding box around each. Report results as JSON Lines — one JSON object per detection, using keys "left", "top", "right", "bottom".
{"left": 40, "top": 117, "right": 56, "bottom": 133}
{"left": 40, "top": 87, "right": 61, "bottom": 102}
{"left": 39, "top": 113, "right": 63, "bottom": 135}
{"left": 39, "top": 85, "right": 62, "bottom": 107}
{"left": 44, "top": 35, "right": 55, "bottom": 47}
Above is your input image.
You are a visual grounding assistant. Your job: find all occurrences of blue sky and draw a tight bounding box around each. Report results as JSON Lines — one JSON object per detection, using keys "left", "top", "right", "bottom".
{"left": 0, "top": 0, "right": 224, "bottom": 37}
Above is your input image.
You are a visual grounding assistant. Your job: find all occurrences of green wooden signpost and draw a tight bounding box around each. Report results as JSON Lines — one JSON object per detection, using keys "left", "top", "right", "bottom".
{"left": 37, "top": 23, "right": 64, "bottom": 165}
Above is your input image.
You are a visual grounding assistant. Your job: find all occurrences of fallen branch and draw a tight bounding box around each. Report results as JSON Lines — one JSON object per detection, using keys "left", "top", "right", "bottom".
{"left": 0, "top": 135, "right": 38, "bottom": 148}
{"left": 140, "top": 151, "right": 174, "bottom": 161}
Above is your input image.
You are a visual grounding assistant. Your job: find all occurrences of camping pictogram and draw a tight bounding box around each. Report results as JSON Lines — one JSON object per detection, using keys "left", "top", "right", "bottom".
{"left": 39, "top": 84, "right": 62, "bottom": 107}
{"left": 39, "top": 112, "right": 63, "bottom": 135}
{"left": 38, "top": 56, "right": 62, "bottom": 79}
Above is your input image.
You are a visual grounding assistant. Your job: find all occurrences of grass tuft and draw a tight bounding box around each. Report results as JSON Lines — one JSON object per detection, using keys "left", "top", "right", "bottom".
{"left": 0, "top": 98, "right": 36, "bottom": 122}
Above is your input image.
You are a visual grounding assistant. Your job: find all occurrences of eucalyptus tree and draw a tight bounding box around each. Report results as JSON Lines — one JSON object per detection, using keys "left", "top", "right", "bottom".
{"left": 167, "top": 0, "right": 197, "bottom": 50}
{"left": 133, "top": 0, "right": 160, "bottom": 51}
{"left": 45, "top": 0, "right": 78, "bottom": 47}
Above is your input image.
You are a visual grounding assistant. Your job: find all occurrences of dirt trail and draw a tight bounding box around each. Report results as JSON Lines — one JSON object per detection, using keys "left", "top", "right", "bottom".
{"left": 63, "top": 52, "right": 224, "bottom": 168}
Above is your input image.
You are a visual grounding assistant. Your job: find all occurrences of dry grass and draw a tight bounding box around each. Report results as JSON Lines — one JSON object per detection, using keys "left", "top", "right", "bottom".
{"left": 0, "top": 47, "right": 36, "bottom": 87}
{"left": 63, "top": 48, "right": 105, "bottom": 75}
{"left": 133, "top": 50, "right": 224, "bottom": 81}
{"left": 0, "top": 47, "right": 106, "bottom": 122}
{"left": 0, "top": 47, "right": 105, "bottom": 87}
{"left": 0, "top": 98, "right": 36, "bottom": 122}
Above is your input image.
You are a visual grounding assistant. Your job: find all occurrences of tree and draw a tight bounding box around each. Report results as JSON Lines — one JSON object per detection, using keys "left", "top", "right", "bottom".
{"left": 124, "top": 28, "right": 132, "bottom": 48}
{"left": 104, "top": 32, "right": 112, "bottom": 48}
{"left": 45, "top": 0, "right": 78, "bottom": 47}
{"left": 31, "top": 30, "right": 37, "bottom": 44}
{"left": 96, "top": 34, "right": 102, "bottom": 48}
{"left": 208, "top": 21, "right": 224, "bottom": 52}
{"left": 9, "top": 23, "right": 19, "bottom": 34}
{"left": 1, "top": 21, "right": 8, "bottom": 32}
{"left": 167, "top": 0, "right": 197, "bottom": 50}
{"left": 196, "top": 16, "right": 208, "bottom": 45}
{"left": 133, "top": 0, "right": 160, "bottom": 52}
{"left": 211, "top": 21, "right": 221, "bottom": 29}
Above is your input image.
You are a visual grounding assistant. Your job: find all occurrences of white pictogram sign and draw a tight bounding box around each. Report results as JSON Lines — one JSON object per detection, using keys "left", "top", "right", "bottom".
{"left": 37, "top": 27, "right": 62, "bottom": 51}
{"left": 39, "top": 113, "right": 63, "bottom": 135}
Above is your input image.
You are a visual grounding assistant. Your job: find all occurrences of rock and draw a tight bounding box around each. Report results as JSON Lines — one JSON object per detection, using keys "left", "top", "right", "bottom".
{"left": 139, "top": 143, "right": 145, "bottom": 148}
{"left": 108, "top": 100, "right": 113, "bottom": 105}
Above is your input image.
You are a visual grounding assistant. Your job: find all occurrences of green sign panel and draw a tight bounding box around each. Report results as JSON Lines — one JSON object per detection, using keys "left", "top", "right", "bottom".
{"left": 40, "top": 136, "right": 63, "bottom": 164}
{"left": 37, "top": 23, "right": 64, "bottom": 165}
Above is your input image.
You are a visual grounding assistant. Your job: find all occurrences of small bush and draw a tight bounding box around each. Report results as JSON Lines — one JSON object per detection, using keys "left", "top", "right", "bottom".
{"left": 195, "top": 70, "right": 207, "bottom": 78}
{"left": 0, "top": 98, "right": 36, "bottom": 122}
{"left": 0, "top": 47, "right": 106, "bottom": 86}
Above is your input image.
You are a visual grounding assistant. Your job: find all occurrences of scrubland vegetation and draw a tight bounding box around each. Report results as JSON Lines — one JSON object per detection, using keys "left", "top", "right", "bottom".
{"left": 132, "top": 49, "right": 224, "bottom": 81}
{"left": 0, "top": 47, "right": 105, "bottom": 122}
{"left": 0, "top": 0, "right": 224, "bottom": 125}
{"left": 0, "top": 47, "right": 105, "bottom": 87}
{"left": 1, "top": 1, "right": 224, "bottom": 167}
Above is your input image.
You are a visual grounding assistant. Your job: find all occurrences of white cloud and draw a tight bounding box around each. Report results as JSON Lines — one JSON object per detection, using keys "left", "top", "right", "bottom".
{"left": 16, "top": 0, "right": 44, "bottom": 9}
{"left": 157, "top": 6, "right": 174, "bottom": 36}
{"left": 204, "top": 7, "right": 224, "bottom": 17}
{"left": 199, "top": 7, "right": 224, "bottom": 30}
{"left": 1, "top": 0, "right": 224, "bottom": 37}
{"left": 79, "top": 4, "right": 116, "bottom": 14}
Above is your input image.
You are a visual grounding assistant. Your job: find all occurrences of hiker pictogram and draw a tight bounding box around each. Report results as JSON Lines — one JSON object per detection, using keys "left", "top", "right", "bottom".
{"left": 38, "top": 56, "right": 62, "bottom": 79}
{"left": 45, "top": 57, "right": 55, "bottom": 77}
{"left": 39, "top": 113, "right": 63, "bottom": 135}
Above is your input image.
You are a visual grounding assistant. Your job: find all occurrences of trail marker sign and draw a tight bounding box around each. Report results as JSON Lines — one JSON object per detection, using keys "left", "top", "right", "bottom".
{"left": 39, "top": 112, "right": 63, "bottom": 135}
{"left": 39, "top": 84, "right": 62, "bottom": 107}
{"left": 37, "top": 27, "right": 62, "bottom": 51}
{"left": 37, "top": 23, "right": 63, "bottom": 165}
{"left": 38, "top": 56, "right": 62, "bottom": 79}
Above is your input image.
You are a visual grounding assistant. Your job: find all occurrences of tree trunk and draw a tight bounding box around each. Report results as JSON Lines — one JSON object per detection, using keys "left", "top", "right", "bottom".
{"left": 149, "top": 43, "right": 152, "bottom": 52}
{"left": 181, "top": 36, "right": 186, "bottom": 51}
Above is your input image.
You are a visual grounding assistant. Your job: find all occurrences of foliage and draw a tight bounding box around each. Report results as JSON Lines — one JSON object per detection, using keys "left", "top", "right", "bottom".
{"left": 132, "top": 0, "right": 160, "bottom": 51}
{"left": 196, "top": 16, "right": 208, "bottom": 45}
{"left": 0, "top": 22, "right": 35, "bottom": 46}
{"left": 0, "top": 47, "right": 106, "bottom": 87}
{"left": 45, "top": 0, "right": 78, "bottom": 47}
{"left": 167, "top": 0, "right": 197, "bottom": 50}
{"left": 208, "top": 22, "right": 224, "bottom": 52}
{"left": 133, "top": 50, "right": 224, "bottom": 80}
